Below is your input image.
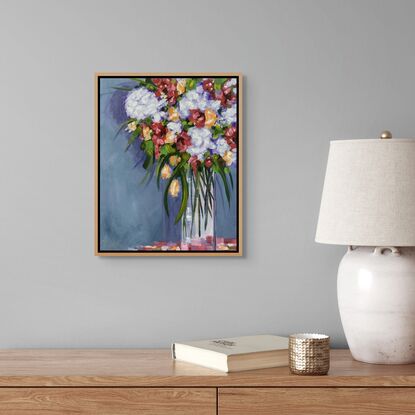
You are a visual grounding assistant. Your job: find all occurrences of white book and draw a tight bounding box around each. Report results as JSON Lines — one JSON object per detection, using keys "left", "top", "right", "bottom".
{"left": 172, "top": 334, "right": 288, "bottom": 372}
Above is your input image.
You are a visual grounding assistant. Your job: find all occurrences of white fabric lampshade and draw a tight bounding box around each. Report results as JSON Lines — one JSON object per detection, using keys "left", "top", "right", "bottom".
{"left": 316, "top": 138, "right": 415, "bottom": 246}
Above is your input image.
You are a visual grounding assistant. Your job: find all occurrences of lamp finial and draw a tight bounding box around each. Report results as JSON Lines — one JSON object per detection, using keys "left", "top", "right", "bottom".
{"left": 380, "top": 130, "right": 393, "bottom": 139}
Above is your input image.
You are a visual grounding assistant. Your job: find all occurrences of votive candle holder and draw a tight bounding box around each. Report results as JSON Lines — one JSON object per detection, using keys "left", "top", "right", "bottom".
{"left": 289, "top": 333, "right": 330, "bottom": 375}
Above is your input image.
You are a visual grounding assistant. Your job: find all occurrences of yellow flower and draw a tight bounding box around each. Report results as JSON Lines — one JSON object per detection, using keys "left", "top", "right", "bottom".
{"left": 165, "top": 130, "right": 176, "bottom": 144}
{"left": 143, "top": 125, "right": 152, "bottom": 141}
{"left": 204, "top": 109, "right": 217, "bottom": 128}
{"left": 177, "top": 79, "right": 186, "bottom": 95}
{"left": 161, "top": 165, "right": 172, "bottom": 180}
{"left": 223, "top": 150, "right": 234, "bottom": 166}
{"left": 168, "top": 107, "right": 180, "bottom": 122}
{"left": 126, "top": 121, "right": 137, "bottom": 132}
{"left": 169, "top": 179, "right": 180, "bottom": 197}
{"left": 169, "top": 155, "right": 180, "bottom": 167}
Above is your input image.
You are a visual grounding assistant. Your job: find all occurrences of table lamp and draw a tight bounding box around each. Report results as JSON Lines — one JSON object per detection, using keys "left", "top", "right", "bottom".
{"left": 316, "top": 131, "right": 415, "bottom": 364}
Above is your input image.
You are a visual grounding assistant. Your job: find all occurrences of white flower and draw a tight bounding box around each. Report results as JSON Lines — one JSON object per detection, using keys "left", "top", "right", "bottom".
{"left": 219, "top": 104, "right": 237, "bottom": 125}
{"left": 124, "top": 87, "right": 166, "bottom": 121}
{"left": 224, "top": 78, "right": 237, "bottom": 88}
{"left": 178, "top": 89, "right": 221, "bottom": 118}
{"left": 152, "top": 111, "right": 167, "bottom": 122}
{"left": 167, "top": 121, "right": 182, "bottom": 134}
{"left": 187, "top": 127, "right": 215, "bottom": 160}
{"left": 214, "top": 137, "right": 230, "bottom": 156}
{"left": 224, "top": 78, "right": 238, "bottom": 95}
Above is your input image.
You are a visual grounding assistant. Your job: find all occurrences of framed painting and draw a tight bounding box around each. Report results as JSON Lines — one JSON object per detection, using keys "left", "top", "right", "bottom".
{"left": 95, "top": 73, "right": 242, "bottom": 256}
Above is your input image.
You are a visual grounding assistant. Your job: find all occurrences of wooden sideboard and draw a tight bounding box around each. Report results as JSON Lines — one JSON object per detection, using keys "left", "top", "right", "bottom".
{"left": 0, "top": 349, "right": 415, "bottom": 414}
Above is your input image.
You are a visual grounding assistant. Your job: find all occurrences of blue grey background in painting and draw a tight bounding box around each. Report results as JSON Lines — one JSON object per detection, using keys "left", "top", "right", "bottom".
{"left": 99, "top": 78, "right": 237, "bottom": 251}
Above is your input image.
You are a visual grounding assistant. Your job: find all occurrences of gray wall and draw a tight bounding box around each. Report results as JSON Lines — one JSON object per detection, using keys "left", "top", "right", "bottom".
{"left": 1, "top": 0, "right": 414, "bottom": 348}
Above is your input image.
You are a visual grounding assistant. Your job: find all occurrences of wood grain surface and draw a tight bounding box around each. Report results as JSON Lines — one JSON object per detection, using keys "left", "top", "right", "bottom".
{"left": 219, "top": 388, "right": 415, "bottom": 415}
{"left": 0, "top": 388, "right": 216, "bottom": 415}
{"left": 0, "top": 349, "right": 415, "bottom": 387}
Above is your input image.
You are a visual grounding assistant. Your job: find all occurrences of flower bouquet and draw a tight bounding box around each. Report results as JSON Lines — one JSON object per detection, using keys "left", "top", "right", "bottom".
{"left": 114, "top": 76, "right": 238, "bottom": 251}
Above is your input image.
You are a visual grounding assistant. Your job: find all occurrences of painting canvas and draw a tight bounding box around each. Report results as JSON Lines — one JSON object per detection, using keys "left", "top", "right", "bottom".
{"left": 96, "top": 73, "right": 242, "bottom": 256}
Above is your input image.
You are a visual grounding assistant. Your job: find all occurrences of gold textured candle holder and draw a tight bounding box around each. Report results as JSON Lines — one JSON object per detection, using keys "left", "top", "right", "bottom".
{"left": 289, "top": 333, "right": 330, "bottom": 375}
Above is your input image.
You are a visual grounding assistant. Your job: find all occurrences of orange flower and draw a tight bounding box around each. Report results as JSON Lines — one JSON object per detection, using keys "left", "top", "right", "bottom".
{"left": 168, "top": 107, "right": 180, "bottom": 122}
{"left": 169, "top": 155, "right": 180, "bottom": 166}
{"left": 165, "top": 130, "right": 176, "bottom": 144}
{"left": 223, "top": 150, "right": 234, "bottom": 166}
{"left": 204, "top": 108, "right": 217, "bottom": 128}
{"left": 126, "top": 121, "right": 137, "bottom": 132}
{"left": 161, "top": 165, "right": 172, "bottom": 180}
{"left": 142, "top": 125, "right": 152, "bottom": 141}
{"left": 177, "top": 79, "right": 186, "bottom": 95}
{"left": 169, "top": 179, "right": 180, "bottom": 197}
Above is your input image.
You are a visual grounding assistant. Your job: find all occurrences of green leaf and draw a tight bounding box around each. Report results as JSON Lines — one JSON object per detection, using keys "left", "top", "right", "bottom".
{"left": 212, "top": 125, "right": 225, "bottom": 139}
{"left": 146, "top": 83, "right": 157, "bottom": 91}
{"left": 163, "top": 186, "right": 170, "bottom": 217}
{"left": 163, "top": 162, "right": 186, "bottom": 217}
{"left": 142, "top": 139, "right": 154, "bottom": 156}
{"left": 113, "top": 118, "right": 136, "bottom": 140}
{"left": 112, "top": 86, "right": 132, "bottom": 91}
{"left": 228, "top": 169, "right": 234, "bottom": 189}
{"left": 180, "top": 152, "right": 190, "bottom": 163}
{"left": 214, "top": 160, "right": 231, "bottom": 206}
{"left": 187, "top": 79, "right": 197, "bottom": 90}
{"left": 214, "top": 78, "right": 227, "bottom": 91}
{"left": 160, "top": 144, "right": 175, "bottom": 156}
{"left": 175, "top": 170, "right": 189, "bottom": 224}
{"left": 156, "top": 155, "right": 170, "bottom": 189}
{"left": 181, "top": 120, "right": 191, "bottom": 132}
{"left": 139, "top": 169, "right": 152, "bottom": 185}
{"left": 130, "top": 78, "right": 146, "bottom": 85}
{"left": 143, "top": 155, "right": 153, "bottom": 170}
{"left": 130, "top": 78, "right": 157, "bottom": 92}
{"left": 124, "top": 128, "right": 141, "bottom": 151}
{"left": 192, "top": 170, "right": 200, "bottom": 220}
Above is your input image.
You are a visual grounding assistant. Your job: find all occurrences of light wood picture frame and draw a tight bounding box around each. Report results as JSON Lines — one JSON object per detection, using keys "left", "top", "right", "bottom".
{"left": 95, "top": 73, "right": 243, "bottom": 256}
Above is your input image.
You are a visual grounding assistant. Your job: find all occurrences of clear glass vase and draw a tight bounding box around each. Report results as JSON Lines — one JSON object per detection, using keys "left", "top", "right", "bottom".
{"left": 181, "top": 170, "right": 216, "bottom": 251}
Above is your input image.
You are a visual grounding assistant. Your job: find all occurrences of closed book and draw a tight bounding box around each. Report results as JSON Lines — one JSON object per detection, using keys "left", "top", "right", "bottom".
{"left": 172, "top": 334, "right": 288, "bottom": 372}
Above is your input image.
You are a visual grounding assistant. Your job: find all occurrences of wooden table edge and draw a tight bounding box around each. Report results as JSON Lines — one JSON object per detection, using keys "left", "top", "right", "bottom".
{"left": 0, "top": 375, "right": 415, "bottom": 388}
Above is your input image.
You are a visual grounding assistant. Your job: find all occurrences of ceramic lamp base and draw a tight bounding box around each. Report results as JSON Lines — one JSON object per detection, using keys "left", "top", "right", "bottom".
{"left": 338, "top": 246, "right": 415, "bottom": 364}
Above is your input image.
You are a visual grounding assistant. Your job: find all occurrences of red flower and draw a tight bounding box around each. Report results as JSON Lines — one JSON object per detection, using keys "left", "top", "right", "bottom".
{"left": 228, "top": 95, "right": 237, "bottom": 105}
{"left": 176, "top": 131, "right": 192, "bottom": 153}
{"left": 152, "top": 135, "right": 164, "bottom": 145}
{"left": 189, "top": 156, "right": 200, "bottom": 175}
{"left": 163, "top": 80, "right": 178, "bottom": 105}
{"left": 204, "top": 158, "right": 213, "bottom": 168}
{"left": 224, "top": 126, "right": 237, "bottom": 150}
{"left": 202, "top": 79, "right": 214, "bottom": 93}
{"left": 151, "top": 122, "right": 165, "bottom": 136}
{"left": 151, "top": 78, "right": 163, "bottom": 86}
{"left": 223, "top": 83, "right": 237, "bottom": 107}
{"left": 222, "top": 86, "right": 232, "bottom": 96}
{"left": 189, "top": 109, "right": 205, "bottom": 128}
{"left": 214, "top": 90, "right": 226, "bottom": 106}
{"left": 153, "top": 78, "right": 178, "bottom": 105}
{"left": 152, "top": 134, "right": 165, "bottom": 160}
{"left": 213, "top": 81, "right": 237, "bottom": 107}
{"left": 225, "top": 126, "right": 237, "bottom": 140}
